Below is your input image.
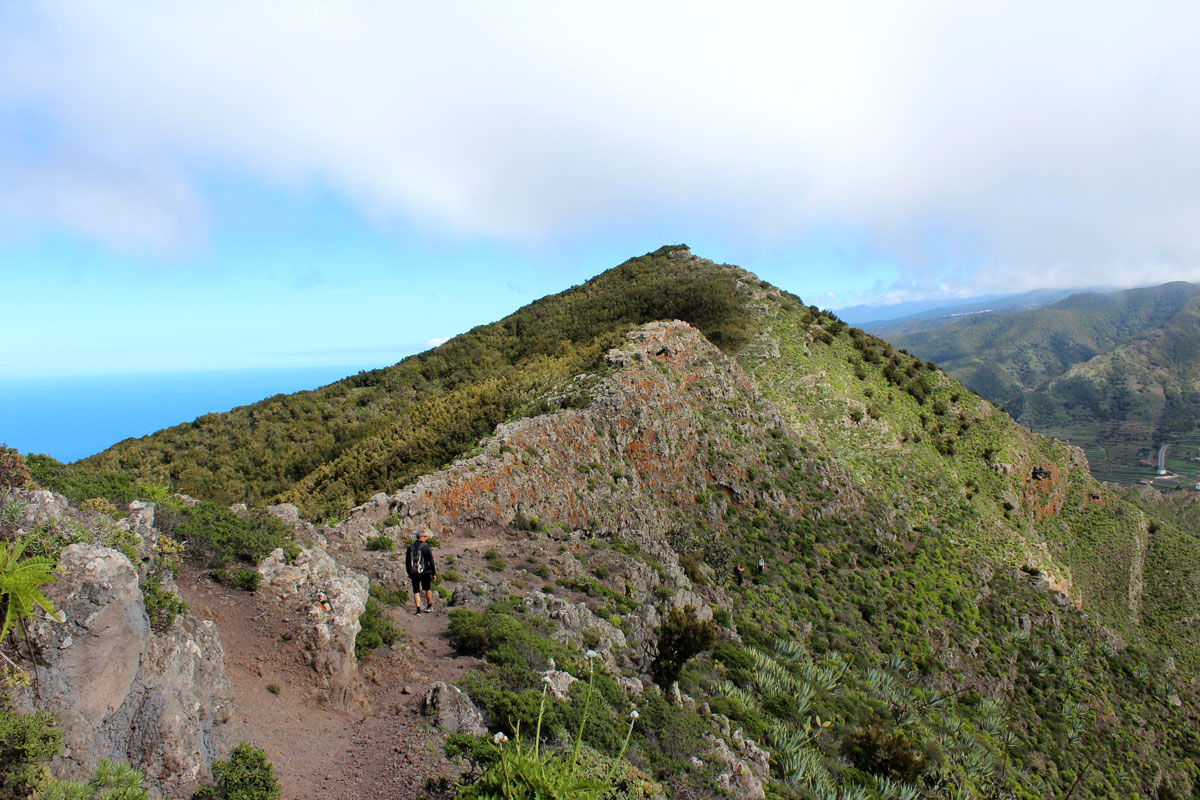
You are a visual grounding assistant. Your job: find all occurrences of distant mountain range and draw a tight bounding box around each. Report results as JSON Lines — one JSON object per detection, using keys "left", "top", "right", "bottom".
{"left": 884, "top": 281, "right": 1200, "bottom": 483}
{"left": 836, "top": 287, "right": 1091, "bottom": 330}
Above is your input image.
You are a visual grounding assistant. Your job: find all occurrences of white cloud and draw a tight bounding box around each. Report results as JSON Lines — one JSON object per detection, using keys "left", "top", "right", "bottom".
{"left": 1, "top": 1, "right": 1199, "bottom": 290}
{"left": 426, "top": 337, "right": 450, "bottom": 348}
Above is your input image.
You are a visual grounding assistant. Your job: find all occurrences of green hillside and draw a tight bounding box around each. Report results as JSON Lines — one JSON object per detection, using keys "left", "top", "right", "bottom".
{"left": 79, "top": 246, "right": 753, "bottom": 519}
{"left": 888, "top": 282, "right": 1200, "bottom": 483}
{"left": 30, "top": 247, "right": 1200, "bottom": 798}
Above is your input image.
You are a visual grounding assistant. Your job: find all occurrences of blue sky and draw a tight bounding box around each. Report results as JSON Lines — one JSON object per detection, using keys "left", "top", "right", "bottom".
{"left": 3, "top": 1, "right": 1199, "bottom": 379}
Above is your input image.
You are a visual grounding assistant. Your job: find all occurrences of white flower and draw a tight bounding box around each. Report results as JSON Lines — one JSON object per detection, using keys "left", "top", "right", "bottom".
{"left": 493, "top": 732, "right": 509, "bottom": 745}
{"left": 629, "top": 709, "right": 640, "bottom": 719}
{"left": 585, "top": 649, "right": 600, "bottom": 660}
{"left": 542, "top": 674, "right": 554, "bottom": 685}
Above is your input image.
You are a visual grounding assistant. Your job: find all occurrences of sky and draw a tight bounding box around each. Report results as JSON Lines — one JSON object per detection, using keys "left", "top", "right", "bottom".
{"left": 2, "top": 1, "right": 1200, "bottom": 379}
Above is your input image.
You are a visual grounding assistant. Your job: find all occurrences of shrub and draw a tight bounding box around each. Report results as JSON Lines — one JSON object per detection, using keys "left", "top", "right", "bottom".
{"left": 0, "top": 701, "right": 61, "bottom": 798}
{"left": 366, "top": 535, "right": 395, "bottom": 551}
{"left": 679, "top": 554, "right": 706, "bottom": 586}
{"left": 513, "top": 512, "right": 544, "bottom": 532}
{"left": 230, "top": 569, "right": 261, "bottom": 592}
{"left": 355, "top": 597, "right": 401, "bottom": 659}
{"left": 142, "top": 576, "right": 188, "bottom": 631}
{"left": 80, "top": 497, "right": 121, "bottom": 519}
{"left": 194, "top": 742, "right": 281, "bottom": 800}
{"left": 842, "top": 713, "right": 941, "bottom": 782}
{"left": 369, "top": 583, "right": 407, "bottom": 607}
{"left": 174, "top": 502, "right": 291, "bottom": 566}
{"left": 0, "top": 447, "right": 31, "bottom": 490}
{"left": 38, "top": 758, "right": 148, "bottom": 800}
{"left": 651, "top": 606, "right": 715, "bottom": 688}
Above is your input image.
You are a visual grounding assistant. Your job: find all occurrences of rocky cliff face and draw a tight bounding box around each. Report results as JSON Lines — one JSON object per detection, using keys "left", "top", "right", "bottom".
{"left": 10, "top": 491, "right": 235, "bottom": 799}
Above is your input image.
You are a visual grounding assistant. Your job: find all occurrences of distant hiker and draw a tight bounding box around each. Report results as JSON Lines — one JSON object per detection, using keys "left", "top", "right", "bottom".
{"left": 735, "top": 564, "right": 745, "bottom": 586}
{"left": 757, "top": 557, "right": 765, "bottom": 575}
{"left": 406, "top": 529, "right": 437, "bottom": 615}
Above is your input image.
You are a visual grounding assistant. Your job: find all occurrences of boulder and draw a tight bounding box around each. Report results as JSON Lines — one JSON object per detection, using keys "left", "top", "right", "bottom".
{"left": 423, "top": 682, "right": 488, "bottom": 736}
{"left": 259, "top": 544, "right": 369, "bottom": 707}
{"left": 19, "top": 544, "right": 235, "bottom": 799}
{"left": 17, "top": 489, "right": 69, "bottom": 528}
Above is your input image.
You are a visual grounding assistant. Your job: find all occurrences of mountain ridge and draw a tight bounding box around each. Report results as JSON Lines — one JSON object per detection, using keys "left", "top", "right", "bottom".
{"left": 15, "top": 246, "right": 1200, "bottom": 798}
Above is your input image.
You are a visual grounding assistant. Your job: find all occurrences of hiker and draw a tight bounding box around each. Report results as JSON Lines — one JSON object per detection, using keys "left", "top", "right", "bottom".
{"left": 405, "top": 529, "right": 437, "bottom": 615}
{"left": 735, "top": 564, "right": 745, "bottom": 586}
{"left": 757, "top": 556, "right": 765, "bottom": 575}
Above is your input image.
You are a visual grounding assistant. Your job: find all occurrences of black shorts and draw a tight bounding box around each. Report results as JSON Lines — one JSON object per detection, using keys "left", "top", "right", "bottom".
{"left": 410, "top": 573, "right": 432, "bottom": 593}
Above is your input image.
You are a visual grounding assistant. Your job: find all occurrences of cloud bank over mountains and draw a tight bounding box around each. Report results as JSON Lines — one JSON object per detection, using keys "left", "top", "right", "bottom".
{"left": 2, "top": 1, "right": 1199, "bottom": 292}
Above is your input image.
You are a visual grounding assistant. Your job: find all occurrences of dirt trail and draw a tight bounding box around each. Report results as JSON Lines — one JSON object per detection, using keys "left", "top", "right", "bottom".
{"left": 177, "top": 539, "right": 485, "bottom": 800}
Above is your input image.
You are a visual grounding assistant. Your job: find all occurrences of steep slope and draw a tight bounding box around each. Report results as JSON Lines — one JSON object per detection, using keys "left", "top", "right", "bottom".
{"left": 312, "top": 258, "right": 1200, "bottom": 797}
{"left": 887, "top": 283, "right": 1200, "bottom": 481}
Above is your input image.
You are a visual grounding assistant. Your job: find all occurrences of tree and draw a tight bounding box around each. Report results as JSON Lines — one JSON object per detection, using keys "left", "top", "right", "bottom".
{"left": 651, "top": 605, "right": 715, "bottom": 690}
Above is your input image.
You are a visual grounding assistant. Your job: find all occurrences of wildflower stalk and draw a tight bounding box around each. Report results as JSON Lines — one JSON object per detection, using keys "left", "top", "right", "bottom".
{"left": 535, "top": 677, "right": 552, "bottom": 760}
{"left": 570, "top": 652, "right": 599, "bottom": 774}
{"left": 606, "top": 708, "right": 640, "bottom": 784}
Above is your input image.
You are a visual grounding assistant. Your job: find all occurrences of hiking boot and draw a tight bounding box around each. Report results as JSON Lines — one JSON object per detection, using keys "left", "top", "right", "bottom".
{"left": 425, "top": 605, "right": 434, "bottom": 613}
{"left": 414, "top": 608, "right": 423, "bottom": 616}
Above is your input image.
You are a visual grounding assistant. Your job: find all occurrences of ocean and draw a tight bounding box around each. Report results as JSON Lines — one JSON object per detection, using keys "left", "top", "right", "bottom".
{"left": 0, "top": 365, "right": 379, "bottom": 463}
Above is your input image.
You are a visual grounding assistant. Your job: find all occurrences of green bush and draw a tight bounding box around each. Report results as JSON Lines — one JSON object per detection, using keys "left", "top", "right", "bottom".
{"left": 37, "top": 758, "right": 148, "bottom": 800}
{"left": 229, "top": 569, "right": 261, "bottom": 592}
{"left": 0, "top": 701, "right": 60, "bottom": 799}
{"left": 365, "top": 535, "right": 395, "bottom": 551}
{"left": 355, "top": 597, "right": 401, "bottom": 659}
{"left": 194, "top": 742, "right": 280, "bottom": 800}
{"left": 174, "top": 502, "right": 291, "bottom": 566}
{"left": 142, "top": 576, "right": 188, "bottom": 631}
{"left": 842, "top": 713, "right": 941, "bottom": 782}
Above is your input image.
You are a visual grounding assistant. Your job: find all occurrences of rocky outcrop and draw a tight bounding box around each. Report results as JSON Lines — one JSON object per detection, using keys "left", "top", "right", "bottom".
{"left": 17, "top": 544, "right": 234, "bottom": 799}
{"left": 16, "top": 488, "right": 69, "bottom": 527}
{"left": 422, "top": 682, "right": 488, "bottom": 736}
{"left": 705, "top": 732, "right": 768, "bottom": 800}
{"left": 258, "top": 543, "right": 369, "bottom": 708}
{"left": 354, "top": 322, "right": 816, "bottom": 556}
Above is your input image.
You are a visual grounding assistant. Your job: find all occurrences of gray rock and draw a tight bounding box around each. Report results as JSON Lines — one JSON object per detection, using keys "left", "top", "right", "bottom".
{"left": 118, "top": 500, "right": 158, "bottom": 562}
{"left": 522, "top": 591, "right": 626, "bottom": 666}
{"left": 706, "top": 734, "right": 766, "bottom": 799}
{"left": 423, "top": 682, "right": 488, "bottom": 736}
{"left": 541, "top": 669, "right": 578, "bottom": 699}
{"left": 18, "top": 544, "right": 234, "bottom": 799}
{"left": 17, "top": 488, "right": 69, "bottom": 528}
{"left": 259, "top": 544, "right": 369, "bottom": 708}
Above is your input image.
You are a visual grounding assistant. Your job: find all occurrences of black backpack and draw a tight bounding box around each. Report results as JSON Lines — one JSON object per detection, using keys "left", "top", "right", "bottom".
{"left": 407, "top": 541, "right": 427, "bottom": 575}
